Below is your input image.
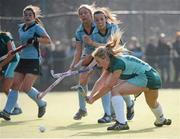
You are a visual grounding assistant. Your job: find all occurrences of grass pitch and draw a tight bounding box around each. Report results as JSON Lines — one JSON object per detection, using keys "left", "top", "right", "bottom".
{"left": 0, "top": 89, "right": 179, "bottom": 138}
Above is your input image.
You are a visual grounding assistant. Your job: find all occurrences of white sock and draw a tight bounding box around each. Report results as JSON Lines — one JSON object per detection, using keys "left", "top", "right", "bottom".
{"left": 151, "top": 104, "right": 165, "bottom": 123}
{"left": 112, "top": 96, "right": 126, "bottom": 124}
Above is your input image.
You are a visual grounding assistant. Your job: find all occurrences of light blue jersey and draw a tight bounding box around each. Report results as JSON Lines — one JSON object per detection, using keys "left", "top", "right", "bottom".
{"left": 18, "top": 22, "right": 49, "bottom": 59}
{"left": 75, "top": 23, "right": 95, "bottom": 55}
{"left": 92, "top": 23, "right": 119, "bottom": 44}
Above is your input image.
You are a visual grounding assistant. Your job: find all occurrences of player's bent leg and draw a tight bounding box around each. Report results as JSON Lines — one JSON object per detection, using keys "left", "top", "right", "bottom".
{"left": 27, "top": 87, "right": 47, "bottom": 118}
{"left": 73, "top": 85, "right": 88, "bottom": 120}
{"left": 144, "top": 89, "right": 172, "bottom": 127}
{"left": 22, "top": 74, "right": 47, "bottom": 118}
{"left": 73, "top": 67, "right": 92, "bottom": 120}
{"left": 2, "top": 79, "right": 23, "bottom": 116}
{"left": 72, "top": 86, "right": 88, "bottom": 120}
{"left": 1, "top": 89, "right": 19, "bottom": 120}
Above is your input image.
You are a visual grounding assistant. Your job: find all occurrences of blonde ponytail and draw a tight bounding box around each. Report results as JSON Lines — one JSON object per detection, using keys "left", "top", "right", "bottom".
{"left": 35, "top": 18, "right": 44, "bottom": 27}
{"left": 92, "top": 30, "right": 128, "bottom": 59}
{"left": 106, "top": 30, "right": 128, "bottom": 55}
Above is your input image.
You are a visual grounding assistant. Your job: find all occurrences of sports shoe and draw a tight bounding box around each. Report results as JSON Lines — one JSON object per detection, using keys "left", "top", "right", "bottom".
{"left": 107, "top": 120, "right": 129, "bottom": 131}
{"left": 127, "top": 101, "right": 135, "bottom": 120}
{"left": 154, "top": 119, "right": 172, "bottom": 127}
{"left": 73, "top": 109, "right": 87, "bottom": 120}
{"left": 0, "top": 110, "right": 11, "bottom": 121}
{"left": 38, "top": 102, "right": 47, "bottom": 118}
{"left": 11, "top": 107, "right": 23, "bottom": 115}
{"left": 71, "top": 85, "right": 87, "bottom": 97}
{"left": 98, "top": 113, "right": 112, "bottom": 123}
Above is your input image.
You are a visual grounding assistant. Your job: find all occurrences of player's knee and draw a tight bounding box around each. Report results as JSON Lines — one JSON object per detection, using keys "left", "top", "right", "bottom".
{"left": 144, "top": 90, "right": 159, "bottom": 108}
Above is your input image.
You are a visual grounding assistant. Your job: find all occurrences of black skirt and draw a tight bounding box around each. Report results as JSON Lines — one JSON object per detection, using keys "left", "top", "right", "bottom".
{"left": 15, "top": 59, "right": 42, "bottom": 75}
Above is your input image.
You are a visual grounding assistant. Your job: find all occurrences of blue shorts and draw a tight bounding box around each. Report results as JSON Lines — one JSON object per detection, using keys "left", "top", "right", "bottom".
{"left": 127, "top": 68, "right": 162, "bottom": 89}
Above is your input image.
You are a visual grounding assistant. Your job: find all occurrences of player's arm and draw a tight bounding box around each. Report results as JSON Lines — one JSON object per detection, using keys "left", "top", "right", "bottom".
{"left": 37, "top": 35, "right": 51, "bottom": 44}
{"left": 87, "top": 69, "right": 122, "bottom": 104}
{"left": 69, "top": 41, "right": 82, "bottom": 70}
{"left": 36, "top": 25, "right": 51, "bottom": 44}
{"left": 0, "top": 41, "right": 15, "bottom": 70}
{"left": 88, "top": 69, "right": 109, "bottom": 97}
{"left": 28, "top": 25, "right": 51, "bottom": 45}
{"left": 83, "top": 35, "right": 105, "bottom": 48}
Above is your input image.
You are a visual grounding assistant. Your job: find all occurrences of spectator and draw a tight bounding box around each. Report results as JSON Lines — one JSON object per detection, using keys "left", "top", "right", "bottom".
{"left": 145, "top": 36, "right": 158, "bottom": 69}
{"left": 172, "top": 31, "right": 180, "bottom": 82}
{"left": 127, "top": 36, "right": 144, "bottom": 59}
{"left": 157, "top": 33, "right": 171, "bottom": 83}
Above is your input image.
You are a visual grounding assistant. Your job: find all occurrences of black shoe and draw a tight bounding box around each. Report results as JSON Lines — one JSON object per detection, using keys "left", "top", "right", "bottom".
{"left": 127, "top": 101, "right": 134, "bottom": 120}
{"left": 0, "top": 110, "right": 11, "bottom": 121}
{"left": 98, "top": 113, "right": 112, "bottom": 123}
{"left": 154, "top": 119, "right": 172, "bottom": 127}
{"left": 38, "top": 102, "right": 47, "bottom": 118}
{"left": 73, "top": 109, "right": 87, "bottom": 120}
{"left": 107, "top": 121, "right": 129, "bottom": 130}
{"left": 11, "top": 107, "right": 23, "bottom": 115}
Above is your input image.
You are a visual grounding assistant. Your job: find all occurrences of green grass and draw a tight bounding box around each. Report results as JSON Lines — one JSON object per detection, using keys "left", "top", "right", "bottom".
{"left": 0, "top": 89, "right": 180, "bottom": 138}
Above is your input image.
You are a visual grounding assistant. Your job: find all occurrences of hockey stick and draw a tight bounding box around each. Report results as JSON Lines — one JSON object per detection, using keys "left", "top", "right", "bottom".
{"left": 37, "top": 66, "right": 96, "bottom": 99}
{"left": 0, "top": 44, "right": 27, "bottom": 61}
{"left": 50, "top": 70, "right": 70, "bottom": 79}
{"left": 51, "top": 59, "right": 97, "bottom": 79}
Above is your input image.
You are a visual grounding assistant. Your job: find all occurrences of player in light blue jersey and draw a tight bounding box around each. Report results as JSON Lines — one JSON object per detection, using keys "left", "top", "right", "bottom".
{"left": 0, "top": 31, "right": 21, "bottom": 115}
{"left": 83, "top": 7, "right": 134, "bottom": 123}
{"left": 86, "top": 31, "right": 171, "bottom": 130}
{"left": 0, "top": 5, "right": 51, "bottom": 121}
{"left": 69, "top": 4, "right": 96, "bottom": 120}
